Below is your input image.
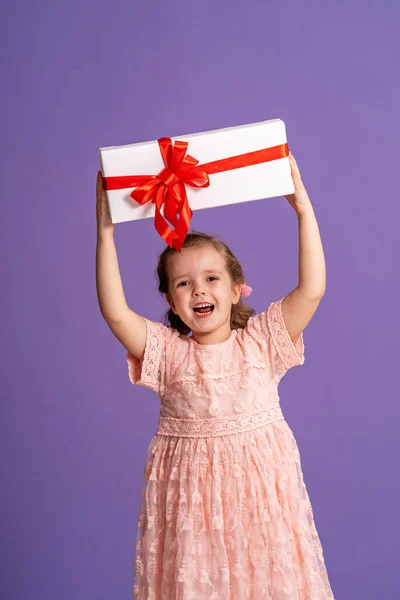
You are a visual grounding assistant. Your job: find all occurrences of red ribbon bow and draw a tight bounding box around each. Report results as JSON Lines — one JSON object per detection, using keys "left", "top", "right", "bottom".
{"left": 103, "top": 137, "right": 289, "bottom": 252}
{"left": 132, "top": 138, "right": 210, "bottom": 252}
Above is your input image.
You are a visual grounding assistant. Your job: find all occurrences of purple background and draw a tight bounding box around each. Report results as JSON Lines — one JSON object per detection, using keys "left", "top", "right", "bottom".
{"left": 2, "top": 1, "right": 399, "bottom": 598}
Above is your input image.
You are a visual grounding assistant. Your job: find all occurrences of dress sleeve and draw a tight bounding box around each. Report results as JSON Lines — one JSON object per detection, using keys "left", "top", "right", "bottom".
{"left": 245, "top": 297, "right": 305, "bottom": 381}
{"left": 126, "top": 318, "right": 178, "bottom": 397}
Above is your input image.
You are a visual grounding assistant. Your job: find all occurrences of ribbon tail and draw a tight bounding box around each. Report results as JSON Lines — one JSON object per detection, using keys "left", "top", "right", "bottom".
{"left": 170, "top": 183, "right": 192, "bottom": 252}
{"left": 163, "top": 189, "right": 179, "bottom": 226}
{"left": 153, "top": 187, "right": 183, "bottom": 249}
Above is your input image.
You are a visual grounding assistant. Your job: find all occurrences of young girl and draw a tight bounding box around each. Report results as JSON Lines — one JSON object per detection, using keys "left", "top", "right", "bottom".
{"left": 96, "top": 153, "right": 334, "bottom": 599}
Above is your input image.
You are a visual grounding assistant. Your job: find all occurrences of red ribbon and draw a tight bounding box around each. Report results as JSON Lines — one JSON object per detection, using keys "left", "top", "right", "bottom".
{"left": 103, "top": 138, "right": 289, "bottom": 252}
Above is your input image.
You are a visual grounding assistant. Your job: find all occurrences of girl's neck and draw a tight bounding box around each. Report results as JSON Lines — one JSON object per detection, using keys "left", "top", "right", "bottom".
{"left": 191, "top": 323, "right": 233, "bottom": 346}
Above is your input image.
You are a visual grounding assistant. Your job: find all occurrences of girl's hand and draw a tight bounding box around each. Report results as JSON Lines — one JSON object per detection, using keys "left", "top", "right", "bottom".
{"left": 284, "top": 152, "right": 313, "bottom": 217}
{"left": 96, "top": 171, "right": 114, "bottom": 236}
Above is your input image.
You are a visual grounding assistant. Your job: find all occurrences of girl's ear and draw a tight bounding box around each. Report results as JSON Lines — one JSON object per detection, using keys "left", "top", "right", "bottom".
{"left": 232, "top": 281, "right": 242, "bottom": 305}
{"left": 166, "top": 293, "right": 177, "bottom": 314}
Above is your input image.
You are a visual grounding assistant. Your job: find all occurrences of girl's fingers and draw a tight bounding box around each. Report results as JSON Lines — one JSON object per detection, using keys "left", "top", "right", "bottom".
{"left": 96, "top": 171, "right": 105, "bottom": 193}
{"left": 98, "top": 171, "right": 105, "bottom": 191}
{"left": 289, "top": 152, "right": 298, "bottom": 167}
{"left": 288, "top": 152, "right": 301, "bottom": 178}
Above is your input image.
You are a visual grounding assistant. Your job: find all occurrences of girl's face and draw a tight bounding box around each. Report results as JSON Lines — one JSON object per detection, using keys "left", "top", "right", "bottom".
{"left": 166, "top": 245, "right": 241, "bottom": 343}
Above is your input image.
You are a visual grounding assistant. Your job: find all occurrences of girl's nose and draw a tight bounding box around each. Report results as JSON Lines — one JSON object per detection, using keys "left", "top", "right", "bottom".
{"left": 193, "top": 286, "right": 206, "bottom": 296}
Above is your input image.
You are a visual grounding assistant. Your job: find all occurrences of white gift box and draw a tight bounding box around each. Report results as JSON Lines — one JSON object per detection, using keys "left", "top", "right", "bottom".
{"left": 99, "top": 118, "right": 294, "bottom": 225}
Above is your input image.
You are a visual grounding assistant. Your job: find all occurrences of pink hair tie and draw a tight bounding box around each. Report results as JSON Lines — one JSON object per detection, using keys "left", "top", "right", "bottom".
{"left": 241, "top": 283, "right": 252, "bottom": 297}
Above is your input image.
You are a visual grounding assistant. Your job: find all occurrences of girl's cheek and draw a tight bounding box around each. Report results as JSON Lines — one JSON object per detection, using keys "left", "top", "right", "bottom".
{"left": 175, "top": 288, "right": 187, "bottom": 302}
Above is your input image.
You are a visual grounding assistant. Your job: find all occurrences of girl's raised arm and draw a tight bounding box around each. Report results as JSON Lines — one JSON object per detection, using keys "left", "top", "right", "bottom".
{"left": 95, "top": 171, "right": 146, "bottom": 360}
{"left": 280, "top": 153, "right": 326, "bottom": 341}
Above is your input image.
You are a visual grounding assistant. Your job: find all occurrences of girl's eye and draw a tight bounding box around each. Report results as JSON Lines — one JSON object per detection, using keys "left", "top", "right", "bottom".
{"left": 177, "top": 277, "right": 218, "bottom": 287}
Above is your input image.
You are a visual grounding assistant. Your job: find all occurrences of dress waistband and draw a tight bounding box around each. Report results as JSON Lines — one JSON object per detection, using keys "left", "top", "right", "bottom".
{"left": 156, "top": 404, "right": 284, "bottom": 438}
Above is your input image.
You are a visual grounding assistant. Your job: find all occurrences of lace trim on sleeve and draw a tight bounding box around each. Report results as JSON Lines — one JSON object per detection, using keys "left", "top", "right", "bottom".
{"left": 267, "top": 298, "right": 305, "bottom": 372}
{"left": 127, "top": 319, "right": 165, "bottom": 392}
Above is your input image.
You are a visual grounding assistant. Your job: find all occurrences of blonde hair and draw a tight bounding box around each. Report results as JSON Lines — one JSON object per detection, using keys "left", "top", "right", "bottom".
{"left": 156, "top": 231, "right": 255, "bottom": 335}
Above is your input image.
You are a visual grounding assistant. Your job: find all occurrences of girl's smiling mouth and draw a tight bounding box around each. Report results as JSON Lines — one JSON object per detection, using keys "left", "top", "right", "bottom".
{"left": 193, "top": 302, "right": 215, "bottom": 317}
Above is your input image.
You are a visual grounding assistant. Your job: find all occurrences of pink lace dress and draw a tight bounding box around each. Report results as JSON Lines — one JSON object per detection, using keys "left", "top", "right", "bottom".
{"left": 127, "top": 298, "right": 334, "bottom": 600}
